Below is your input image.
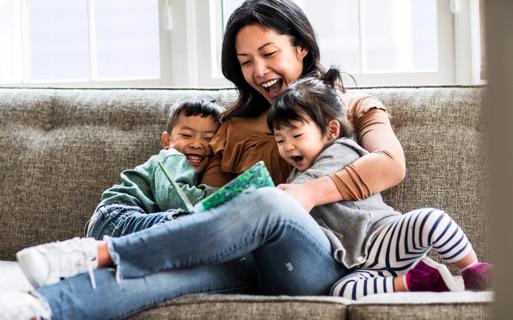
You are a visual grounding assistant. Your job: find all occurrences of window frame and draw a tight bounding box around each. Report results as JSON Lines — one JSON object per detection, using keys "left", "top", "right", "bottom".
{"left": 196, "top": 0, "right": 483, "bottom": 88}
{"left": 1, "top": 0, "right": 483, "bottom": 88}
{"left": 3, "top": 0, "right": 171, "bottom": 87}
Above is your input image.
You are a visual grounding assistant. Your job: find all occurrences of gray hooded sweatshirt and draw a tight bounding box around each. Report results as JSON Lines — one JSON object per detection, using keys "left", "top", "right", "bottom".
{"left": 287, "top": 138, "right": 401, "bottom": 269}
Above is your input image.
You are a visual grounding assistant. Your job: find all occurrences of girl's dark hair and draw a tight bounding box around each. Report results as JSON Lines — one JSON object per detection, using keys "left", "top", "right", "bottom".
{"left": 267, "top": 67, "right": 353, "bottom": 138}
{"left": 221, "top": 0, "right": 327, "bottom": 120}
{"left": 166, "top": 98, "right": 223, "bottom": 133}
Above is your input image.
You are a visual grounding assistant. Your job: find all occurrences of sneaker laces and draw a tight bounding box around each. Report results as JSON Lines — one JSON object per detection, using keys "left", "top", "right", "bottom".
{"left": 46, "top": 237, "right": 98, "bottom": 289}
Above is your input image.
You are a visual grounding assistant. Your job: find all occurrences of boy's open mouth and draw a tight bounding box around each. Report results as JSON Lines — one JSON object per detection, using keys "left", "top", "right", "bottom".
{"left": 261, "top": 78, "right": 283, "bottom": 97}
{"left": 186, "top": 154, "right": 204, "bottom": 167}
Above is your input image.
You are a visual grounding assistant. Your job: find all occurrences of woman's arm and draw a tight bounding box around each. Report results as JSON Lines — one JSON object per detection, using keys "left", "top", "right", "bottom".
{"left": 279, "top": 105, "right": 406, "bottom": 211}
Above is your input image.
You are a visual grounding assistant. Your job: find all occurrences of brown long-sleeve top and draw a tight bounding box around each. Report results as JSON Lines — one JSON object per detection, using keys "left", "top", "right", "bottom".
{"left": 200, "top": 92, "right": 406, "bottom": 201}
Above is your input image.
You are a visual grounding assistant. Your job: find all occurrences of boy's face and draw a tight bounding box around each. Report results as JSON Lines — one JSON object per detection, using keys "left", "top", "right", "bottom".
{"left": 273, "top": 115, "right": 331, "bottom": 172}
{"left": 161, "top": 113, "right": 220, "bottom": 171}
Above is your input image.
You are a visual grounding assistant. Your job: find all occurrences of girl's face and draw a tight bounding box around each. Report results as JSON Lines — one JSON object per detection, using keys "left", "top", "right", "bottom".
{"left": 235, "top": 24, "right": 308, "bottom": 104}
{"left": 273, "top": 115, "right": 331, "bottom": 172}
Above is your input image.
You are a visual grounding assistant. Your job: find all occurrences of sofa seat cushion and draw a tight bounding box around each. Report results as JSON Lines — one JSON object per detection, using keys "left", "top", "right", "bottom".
{"left": 350, "top": 291, "right": 493, "bottom": 320}
{"left": 1, "top": 260, "right": 492, "bottom": 320}
{"left": 129, "top": 294, "right": 350, "bottom": 320}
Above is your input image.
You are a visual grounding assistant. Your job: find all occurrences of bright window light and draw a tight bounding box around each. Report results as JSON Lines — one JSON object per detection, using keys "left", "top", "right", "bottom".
{"left": 28, "top": 0, "right": 90, "bottom": 81}
{"left": 92, "top": 0, "right": 160, "bottom": 79}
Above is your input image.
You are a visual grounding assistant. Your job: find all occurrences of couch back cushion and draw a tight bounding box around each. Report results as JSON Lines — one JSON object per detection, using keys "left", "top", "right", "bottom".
{"left": 371, "top": 87, "right": 488, "bottom": 262}
{"left": 0, "top": 87, "right": 487, "bottom": 261}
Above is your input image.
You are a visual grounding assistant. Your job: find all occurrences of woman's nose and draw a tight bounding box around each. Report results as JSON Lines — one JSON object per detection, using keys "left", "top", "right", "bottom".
{"left": 253, "top": 59, "right": 268, "bottom": 78}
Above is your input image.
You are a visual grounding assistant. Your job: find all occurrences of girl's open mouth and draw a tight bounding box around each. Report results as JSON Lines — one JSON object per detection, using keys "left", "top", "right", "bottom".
{"left": 291, "top": 155, "right": 304, "bottom": 167}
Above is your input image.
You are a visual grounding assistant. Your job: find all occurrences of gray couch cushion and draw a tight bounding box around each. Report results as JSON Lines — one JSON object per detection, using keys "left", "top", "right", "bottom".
{"left": 349, "top": 291, "right": 492, "bottom": 320}
{"left": 1, "top": 260, "right": 491, "bottom": 320}
{"left": 0, "top": 86, "right": 492, "bottom": 319}
{"left": 0, "top": 88, "right": 237, "bottom": 260}
{"left": 369, "top": 87, "right": 489, "bottom": 264}
{"left": 129, "top": 295, "right": 349, "bottom": 320}
{"left": 0, "top": 87, "right": 488, "bottom": 263}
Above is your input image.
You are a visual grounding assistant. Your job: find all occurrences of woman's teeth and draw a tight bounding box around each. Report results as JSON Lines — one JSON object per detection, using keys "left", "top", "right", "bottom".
{"left": 262, "top": 79, "right": 279, "bottom": 88}
{"left": 261, "top": 79, "right": 282, "bottom": 94}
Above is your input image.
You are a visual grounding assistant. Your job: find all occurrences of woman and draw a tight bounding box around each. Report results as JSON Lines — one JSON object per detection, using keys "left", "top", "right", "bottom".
{"left": 10, "top": 1, "right": 405, "bottom": 319}
{"left": 202, "top": 0, "right": 405, "bottom": 211}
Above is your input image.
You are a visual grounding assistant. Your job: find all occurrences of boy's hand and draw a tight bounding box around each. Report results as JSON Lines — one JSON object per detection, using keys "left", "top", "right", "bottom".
{"left": 277, "top": 183, "right": 316, "bottom": 212}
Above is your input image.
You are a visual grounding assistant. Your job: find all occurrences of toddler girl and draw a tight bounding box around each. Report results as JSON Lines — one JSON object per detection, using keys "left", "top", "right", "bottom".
{"left": 267, "top": 68, "right": 492, "bottom": 299}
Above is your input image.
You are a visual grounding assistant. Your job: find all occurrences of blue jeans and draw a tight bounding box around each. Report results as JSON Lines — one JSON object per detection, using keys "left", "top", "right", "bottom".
{"left": 37, "top": 188, "right": 349, "bottom": 320}
{"left": 86, "top": 204, "right": 185, "bottom": 239}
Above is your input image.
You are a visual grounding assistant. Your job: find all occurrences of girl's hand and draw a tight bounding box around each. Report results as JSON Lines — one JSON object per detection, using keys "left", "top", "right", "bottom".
{"left": 277, "top": 183, "right": 316, "bottom": 212}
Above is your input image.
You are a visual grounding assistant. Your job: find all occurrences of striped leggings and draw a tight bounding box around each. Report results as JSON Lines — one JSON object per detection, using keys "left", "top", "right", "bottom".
{"left": 331, "top": 208, "right": 472, "bottom": 300}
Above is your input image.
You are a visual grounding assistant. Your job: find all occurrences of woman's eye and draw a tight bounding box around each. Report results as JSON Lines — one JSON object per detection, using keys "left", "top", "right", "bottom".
{"left": 293, "top": 134, "right": 302, "bottom": 138}
{"left": 264, "top": 51, "right": 277, "bottom": 57}
{"left": 240, "top": 60, "right": 251, "bottom": 66}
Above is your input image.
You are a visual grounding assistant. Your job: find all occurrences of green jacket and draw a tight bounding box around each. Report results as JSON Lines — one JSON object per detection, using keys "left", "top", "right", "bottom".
{"left": 98, "top": 149, "right": 217, "bottom": 212}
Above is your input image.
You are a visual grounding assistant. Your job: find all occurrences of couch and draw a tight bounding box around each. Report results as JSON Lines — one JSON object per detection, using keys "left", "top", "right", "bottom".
{"left": 0, "top": 86, "right": 492, "bottom": 319}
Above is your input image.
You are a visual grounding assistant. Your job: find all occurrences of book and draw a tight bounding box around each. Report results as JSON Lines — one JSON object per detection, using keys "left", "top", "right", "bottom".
{"left": 158, "top": 160, "right": 275, "bottom": 212}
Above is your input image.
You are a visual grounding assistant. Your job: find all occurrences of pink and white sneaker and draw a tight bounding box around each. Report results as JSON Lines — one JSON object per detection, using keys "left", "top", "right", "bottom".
{"left": 461, "top": 262, "right": 493, "bottom": 291}
{"left": 404, "top": 257, "right": 460, "bottom": 292}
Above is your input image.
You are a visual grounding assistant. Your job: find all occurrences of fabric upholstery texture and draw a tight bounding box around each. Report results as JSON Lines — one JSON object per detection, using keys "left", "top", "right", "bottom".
{"left": 0, "top": 86, "right": 490, "bottom": 319}
{"left": 130, "top": 295, "right": 349, "bottom": 320}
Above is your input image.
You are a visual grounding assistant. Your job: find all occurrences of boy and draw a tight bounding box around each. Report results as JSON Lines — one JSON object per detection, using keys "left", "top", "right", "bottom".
{"left": 16, "top": 98, "right": 223, "bottom": 291}
{"left": 86, "top": 98, "right": 222, "bottom": 239}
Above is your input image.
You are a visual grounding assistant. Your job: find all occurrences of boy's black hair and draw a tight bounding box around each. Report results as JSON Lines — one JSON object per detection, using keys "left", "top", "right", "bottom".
{"left": 166, "top": 98, "right": 223, "bottom": 133}
{"left": 267, "top": 67, "right": 353, "bottom": 138}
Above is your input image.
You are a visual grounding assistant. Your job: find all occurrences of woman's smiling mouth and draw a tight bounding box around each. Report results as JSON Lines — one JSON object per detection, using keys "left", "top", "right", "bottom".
{"left": 261, "top": 78, "right": 284, "bottom": 98}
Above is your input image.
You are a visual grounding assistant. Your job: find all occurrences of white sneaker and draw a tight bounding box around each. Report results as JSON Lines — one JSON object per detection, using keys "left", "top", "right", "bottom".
{"left": 0, "top": 289, "right": 51, "bottom": 320}
{"left": 16, "top": 237, "right": 98, "bottom": 289}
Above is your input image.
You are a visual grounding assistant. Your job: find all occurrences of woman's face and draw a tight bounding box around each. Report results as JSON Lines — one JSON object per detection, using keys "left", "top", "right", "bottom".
{"left": 235, "top": 24, "right": 308, "bottom": 104}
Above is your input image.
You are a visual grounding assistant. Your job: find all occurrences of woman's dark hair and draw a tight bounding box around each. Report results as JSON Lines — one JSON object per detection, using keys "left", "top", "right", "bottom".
{"left": 267, "top": 67, "right": 353, "bottom": 138}
{"left": 221, "top": 0, "right": 326, "bottom": 120}
{"left": 166, "top": 98, "right": 223, "bottom": 134}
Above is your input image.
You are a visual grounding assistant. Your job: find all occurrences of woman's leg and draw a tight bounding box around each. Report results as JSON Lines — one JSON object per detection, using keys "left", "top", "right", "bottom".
{"left": 37, "top": 258, "right": 257, "bottom": 320}
{"left": 21, "top": 186, "right": 348, "bottom": 320}
{"left": 250, "top": 225, "right": 348, "bottom": 295}
{"left": 105, "top": 188, "right": 348, "bottom": 296}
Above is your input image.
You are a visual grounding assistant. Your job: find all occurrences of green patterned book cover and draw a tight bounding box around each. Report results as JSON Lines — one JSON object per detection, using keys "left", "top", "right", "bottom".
{"left": 194, "top": 161, "right": 275, "bottom": 211}
{"left": 157, "top": 160, "right": 275, "bottom": 213}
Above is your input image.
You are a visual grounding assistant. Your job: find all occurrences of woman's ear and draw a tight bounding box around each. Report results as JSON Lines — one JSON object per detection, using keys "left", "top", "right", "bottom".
{"left": 161, "top": 131, "right": 171, "bottom": 149}
{"left": 297, "top": 46, "right": 309, "bottom": 60}
{"left": 327, "top": 119, "right": 340, "bottom": 142}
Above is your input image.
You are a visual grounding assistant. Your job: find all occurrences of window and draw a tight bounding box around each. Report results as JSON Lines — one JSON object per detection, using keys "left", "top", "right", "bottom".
{"left": 0, "top": 0, "right": 482, "bottom": 87}
{"left": 209, "top": 0, "right": 482, "bottom": 87}
{"left": 0, "top": 0, "right": 162, "bottom": 86}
